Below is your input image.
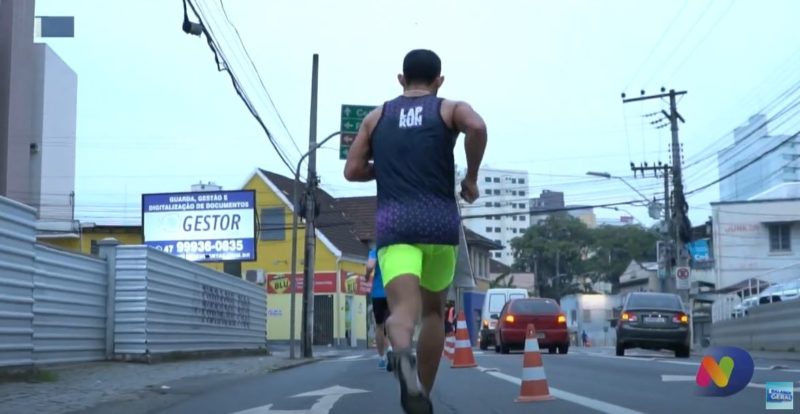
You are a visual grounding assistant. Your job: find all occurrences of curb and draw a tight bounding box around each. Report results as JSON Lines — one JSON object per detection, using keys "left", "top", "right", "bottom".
{"left": 267, "top": 358, "right": 319, "bottom": 373}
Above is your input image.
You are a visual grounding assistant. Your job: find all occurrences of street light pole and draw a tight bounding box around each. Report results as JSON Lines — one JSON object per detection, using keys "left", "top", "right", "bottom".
{"left": 586, "top": 171, "right": 652, "bottom": 205}
{"left": 288, "top": 130, "right": 341, "bottom": 360}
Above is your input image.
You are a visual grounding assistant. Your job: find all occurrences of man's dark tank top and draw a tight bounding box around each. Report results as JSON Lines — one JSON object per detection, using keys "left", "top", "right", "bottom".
{"left": 371, "top": 94, "right": 461, "bottom": 249}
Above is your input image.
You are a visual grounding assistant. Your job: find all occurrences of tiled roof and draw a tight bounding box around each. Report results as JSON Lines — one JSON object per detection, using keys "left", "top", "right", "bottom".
{"left": 259, "top": 170, "right": 369, "bottom": 259}
{"left": 334, "top": 196, "right": 377, "bottom": 243}
{"left": 490, "top": 259, "right": 511, "bottom": 274}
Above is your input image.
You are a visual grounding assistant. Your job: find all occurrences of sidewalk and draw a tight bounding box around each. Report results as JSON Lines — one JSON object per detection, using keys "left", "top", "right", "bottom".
{"left": 0, "top": 350, "right": 321, "bottom": 414}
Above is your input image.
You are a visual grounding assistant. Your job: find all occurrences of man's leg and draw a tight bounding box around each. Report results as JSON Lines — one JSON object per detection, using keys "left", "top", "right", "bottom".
{"left": 416, "top": 244, "right": 457, "bottom": 394}
{"left": 380, "top": 245, "right": 430, "bottom": 413}
{"left": 417, "top": 287, "right": 448, "bottom": 393}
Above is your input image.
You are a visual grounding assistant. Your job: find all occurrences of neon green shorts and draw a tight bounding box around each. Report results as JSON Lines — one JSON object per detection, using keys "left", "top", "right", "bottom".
{"left": 377, "top": 244, "right": 458, "bottom": 293}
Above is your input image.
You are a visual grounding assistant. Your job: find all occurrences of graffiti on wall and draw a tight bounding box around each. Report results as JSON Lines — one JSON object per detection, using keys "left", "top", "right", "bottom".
{"left": 197, "top": 284, "right": 251, "bottom": 328}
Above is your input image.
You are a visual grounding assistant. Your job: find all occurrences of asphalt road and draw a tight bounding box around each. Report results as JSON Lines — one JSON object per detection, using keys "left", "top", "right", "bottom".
{"left": 137, "top": 346, "right": 799, "bottom": 414}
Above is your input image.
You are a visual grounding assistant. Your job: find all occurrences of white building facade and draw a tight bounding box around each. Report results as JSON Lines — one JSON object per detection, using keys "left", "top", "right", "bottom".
{"left": 711, "top": 197, "right": 800, "bottom": 291}
{"left": 458, "top": 167, "right": 530, "bottom": 265}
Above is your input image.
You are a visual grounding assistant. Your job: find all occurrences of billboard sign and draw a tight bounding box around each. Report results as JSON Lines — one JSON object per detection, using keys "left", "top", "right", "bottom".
{"left": 142, "top": 190, "right": 256, "bottom": 262}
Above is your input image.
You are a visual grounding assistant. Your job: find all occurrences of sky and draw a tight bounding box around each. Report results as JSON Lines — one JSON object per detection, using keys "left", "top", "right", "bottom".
{"left": 34, "top": 0, "right": 800, "bottom": 227}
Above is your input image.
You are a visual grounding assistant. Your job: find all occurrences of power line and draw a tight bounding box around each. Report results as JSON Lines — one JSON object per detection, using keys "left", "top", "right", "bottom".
{"left": 184, "top": 0, "right": 295, "bottom": 174}
{"left": 686, "top": 129, "right": 800, "bottom": 196}
{"left": 217, "top": 0, "right": 302, "bottom": 158}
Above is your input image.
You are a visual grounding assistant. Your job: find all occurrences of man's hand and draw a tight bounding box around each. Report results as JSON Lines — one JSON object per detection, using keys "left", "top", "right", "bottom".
{"left": 460, "top": 178, "right": 479, "bottom": 204}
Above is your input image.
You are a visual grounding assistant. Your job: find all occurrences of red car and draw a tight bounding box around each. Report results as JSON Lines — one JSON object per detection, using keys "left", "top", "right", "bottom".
{"left": 494, "top": 297, "right": 569, "bottom": 354}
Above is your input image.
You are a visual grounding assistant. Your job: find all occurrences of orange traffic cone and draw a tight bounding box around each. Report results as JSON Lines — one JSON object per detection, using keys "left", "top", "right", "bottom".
{"left": 516, "top": 324, "right": 554, "bottom": 402}
{"left": 451, "top": 311, "right": 477, "bottom": 368}
{"left": 443, "top": 332, "right": 455, "bottom": 361}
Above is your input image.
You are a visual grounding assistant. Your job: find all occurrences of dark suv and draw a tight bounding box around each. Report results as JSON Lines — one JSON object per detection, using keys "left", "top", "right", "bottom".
{"left": 616, "top": 292, "right": 690, "bottom": 358}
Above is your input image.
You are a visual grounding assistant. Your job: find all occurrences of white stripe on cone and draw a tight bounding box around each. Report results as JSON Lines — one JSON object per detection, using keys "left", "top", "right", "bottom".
{"left": 524, "top": 338, "right": 540, "bottom": 352}
{"left": 455, "top": 339, "right": 471, "bottom": 348}
{"left": 521, "top": 366, "right": 547, "bottom": 382}
{"left": 457, "top": 321, "right": 467, "bottom": 329}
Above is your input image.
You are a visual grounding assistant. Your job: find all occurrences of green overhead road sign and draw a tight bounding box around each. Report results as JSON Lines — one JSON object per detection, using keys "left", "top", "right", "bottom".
{"left": 340, "top": 104, "right": 375, "bottom": 159}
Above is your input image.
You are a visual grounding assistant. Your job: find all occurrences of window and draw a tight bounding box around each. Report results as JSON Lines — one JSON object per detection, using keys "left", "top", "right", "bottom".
{"left": 260, "top": 208, "right": 285, "bottom": 241}
{"left": 485, "top": 177, "right": 492, "bottom": 183}
{"left": 519, "top": 204, "right": 527, "bottom": 209}
{"left": 511, "top": 178, "right": 517, "bottom": 184}
{"left": 485, "top": 202, "right": 492, "bottom": 207}
{"left": 768, "top": 223, "right": 792, "bottom": 252}
{"left": 519, "top": 191, "right": 526, "bottom": 196}
{"left": 626, "top": 293, "right": 682, "bottom": 310}
{"left": 493, "top": 177, "right": 500, "bottom": 183}
{"left": 494, "top": 202, "right": 501, "bottom": 207}
{"left": 486, "top": 227, "right": 493, "bottom": 232}
{"left": 494, "top": 252, "right": 502, "bottom": 258}
{"left": 512, "top": 216, "right": 517, "bottom": 221}
{"left": 485, "top": 189, "right": 492, "bottom": 195}
{"left": 512, "top": 228, "right": 518, "bottom": 233}
{"left": 511, "top": 299, "right": 560, "bottom": 315}
{"left": 519, "top": 215, "right": 526, "bottom": 221}
{"left": 494, "top": 239, "right": 502, "bottom": 245}
{"left": 519, "top": 178, "right": 526, "bottom": 184}
{"left": 512, "top": 191, "right": 518, "bottom": 196}
{"left": 495, "top": 216, "right": 501, "bottom": 220}
{"left": 223, "top": 261, "right": 242, "bottom": 277}
{"left": 494, "top": 227, "right": 501, "bottom": 232}
{"left": 90, "top": 240, "right": 99, "bottom": 256}
{"left": 583, "top": 309, "right": 592, "bottom": 323}
{"left": 488, "top": 294, "right": 507, "bottom": 313}
{"left": 493, "top": 189, "right": 501, "bottom": 195}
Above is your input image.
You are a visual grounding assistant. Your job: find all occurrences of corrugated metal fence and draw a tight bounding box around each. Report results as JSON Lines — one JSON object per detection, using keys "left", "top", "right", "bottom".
{"left": 114, "top": 245, "right": 266, "bottom": 359}
{"left": 0, "top": 196, "right": 267, "bottom": 369}
{"left": 0, "top": 198, "right": 37, "bottom": 367}
{"left": 32, "top": 244, "right": 108, "bottom": 364}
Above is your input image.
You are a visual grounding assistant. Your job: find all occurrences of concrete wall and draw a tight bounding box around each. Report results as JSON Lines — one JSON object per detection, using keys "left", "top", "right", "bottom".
{"left": 34, "top": 43, "right": 77, "bottom": 223}
{"left": 0, "top": 0, "right": 36, "bottom": 203}
{"left": 711, "top": 299, "right": 800, "bottom": 353}
{"left": 712, "top": 199, "right": 800, "bottom": 290}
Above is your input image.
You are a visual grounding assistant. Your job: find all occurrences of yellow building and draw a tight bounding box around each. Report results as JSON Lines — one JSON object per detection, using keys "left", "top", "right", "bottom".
{"left": 244, "top": 169, "right": 370, "bottom": 348}
{"left": 37, "top": 169, "right": 372, "bottom": 348}
{"left": 38, "top": 224, "right": 142, "bottom": 254}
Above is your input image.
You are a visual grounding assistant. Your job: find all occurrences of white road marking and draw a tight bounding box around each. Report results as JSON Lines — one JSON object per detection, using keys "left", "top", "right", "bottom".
{"left": 661, "top": 374, "right": 695, "bottom": 382}
{"left": 484, "top": 370, "right": 646, "bottom": 414}
{"left": 337, "top": 355, "right": 363, "bottom": 360}
{"left": 577, "top": 351, "right": 800, "bottom": 373}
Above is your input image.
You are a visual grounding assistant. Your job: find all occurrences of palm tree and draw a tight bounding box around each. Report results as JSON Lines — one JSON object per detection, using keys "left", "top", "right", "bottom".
{"left": 489, "top": 272, "right": 515, "bottom": 288}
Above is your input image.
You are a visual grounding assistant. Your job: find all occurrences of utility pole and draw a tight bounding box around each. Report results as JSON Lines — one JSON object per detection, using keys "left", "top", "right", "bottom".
{"left": 630, "top": 162, "right": 671, "bottom": 293}
{"left": 623, "top": 88, "right": 692, "bottom": 344}
{"left": 301, "top": 54, "right": 320, "bottom": 359}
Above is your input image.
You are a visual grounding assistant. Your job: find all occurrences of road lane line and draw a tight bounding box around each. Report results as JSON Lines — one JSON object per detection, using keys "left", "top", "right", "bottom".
{"left": 484, "top": 370, "right": 646, "bottom": 414}
{"left": 661, "top": 375, "right": 695, "bottom": 382}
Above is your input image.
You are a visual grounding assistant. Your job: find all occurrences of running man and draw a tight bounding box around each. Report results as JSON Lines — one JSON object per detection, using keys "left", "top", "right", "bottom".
{"left": 366, "top": 247, "right": 393, "bottom": 371}
{"left": 344, "top": 49, "right": 487, "bottom": 414}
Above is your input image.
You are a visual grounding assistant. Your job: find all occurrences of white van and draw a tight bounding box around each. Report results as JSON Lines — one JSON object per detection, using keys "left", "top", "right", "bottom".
{"left": 478, "top": 288, "right": 529, "bottom": 350}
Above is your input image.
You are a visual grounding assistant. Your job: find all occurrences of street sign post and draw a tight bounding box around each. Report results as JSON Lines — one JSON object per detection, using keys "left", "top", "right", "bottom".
{"left": 339, "top": 104, "right": 375, "bottom": 160}
{"left": 676, "top": 266, "right": 690, "bottom": 290}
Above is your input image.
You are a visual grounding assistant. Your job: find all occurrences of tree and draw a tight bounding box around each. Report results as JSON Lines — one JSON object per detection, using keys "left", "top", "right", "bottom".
{"left": 511, "top": 215, "right": 659, "bottom": 298}
{"left": 489, "top": 272, "right": 515, "bottom": 288}
{"left": 511, "top": 213, "right": 594, "bottom": 300}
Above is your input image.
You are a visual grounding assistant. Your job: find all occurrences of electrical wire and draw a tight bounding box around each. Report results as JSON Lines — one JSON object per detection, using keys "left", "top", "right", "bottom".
{"left": 184, "top": 0, "right": 295, "bottom": 175}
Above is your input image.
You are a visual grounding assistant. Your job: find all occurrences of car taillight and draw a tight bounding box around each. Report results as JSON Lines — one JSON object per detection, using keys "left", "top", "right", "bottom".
{"left": 622, "top": 312, "right": 638, "bottom": 322}
{"left": 673, "top": 313, "right": 689, "bottom": 324}
{"left": 505, "top": 315, "right": 515, "bottom": 324}
{"left": 557, "top": 314, "right": 566, "bottom": 324}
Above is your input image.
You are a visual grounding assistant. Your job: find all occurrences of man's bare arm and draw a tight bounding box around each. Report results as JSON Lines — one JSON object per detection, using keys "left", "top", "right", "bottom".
{"left": 343, "top": 109, "right": 380, "bottom": 182}
{"left": 452, "top": 102, "right": 487, "bottom": 181}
